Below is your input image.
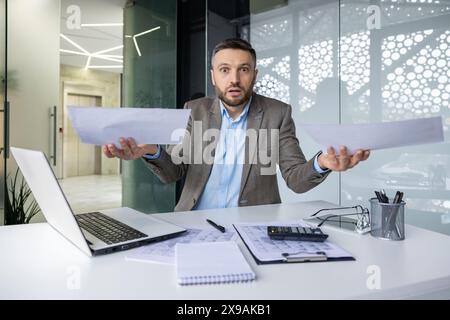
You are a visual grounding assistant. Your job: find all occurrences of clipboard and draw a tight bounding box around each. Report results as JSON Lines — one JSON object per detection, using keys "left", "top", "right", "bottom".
{"left": 281, "top": 252, "right": 328, "bottom": 263}
{"left": 233, "top": 223, "right": 355, "bottom": 265}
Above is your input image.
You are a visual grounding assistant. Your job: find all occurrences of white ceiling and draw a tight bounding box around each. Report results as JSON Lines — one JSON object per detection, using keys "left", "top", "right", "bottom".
{"left": 60, "top": 0, "right": 127, "bottom": 73}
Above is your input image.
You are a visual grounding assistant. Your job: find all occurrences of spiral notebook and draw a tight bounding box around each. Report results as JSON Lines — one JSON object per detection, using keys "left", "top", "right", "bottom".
{"left": 175, "top": 241, "right": 256, "bottom": 285}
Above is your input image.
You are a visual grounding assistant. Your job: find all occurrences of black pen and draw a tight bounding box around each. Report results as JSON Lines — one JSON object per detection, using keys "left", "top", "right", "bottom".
{"left": 206, "top": 219, "right": 226, "bottom": 233}
{"left": 393, "top": 191, "right": 401, "bottom": 204}
{"left": 375, "top": 191, "right": 388, "bottom": 203}
{"left": 375, "top": 191, "right": 384, "bottom": 203}
{"left": 397, "top": 192, "right": 404, "bottom": 204}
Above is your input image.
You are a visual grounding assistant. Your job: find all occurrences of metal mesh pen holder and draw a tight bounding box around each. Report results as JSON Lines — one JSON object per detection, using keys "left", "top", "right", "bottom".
{"left": 369, "top": 198, "right": 405, "bottom": 241}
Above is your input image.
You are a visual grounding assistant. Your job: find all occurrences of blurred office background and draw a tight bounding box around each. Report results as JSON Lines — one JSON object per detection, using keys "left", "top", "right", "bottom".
{"left": 1, "top": 0, "right": 449, "bottom": 236}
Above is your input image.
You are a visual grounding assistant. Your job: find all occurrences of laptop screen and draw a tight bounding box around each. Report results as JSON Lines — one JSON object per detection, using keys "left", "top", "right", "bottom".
{"left": 10, "top": 147, "right": 92, "bottom": 256}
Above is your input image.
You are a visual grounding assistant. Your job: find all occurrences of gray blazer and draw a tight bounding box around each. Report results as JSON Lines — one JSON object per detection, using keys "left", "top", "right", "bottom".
{"left": 144, "top": 93, "right": 330, "bottom": 211}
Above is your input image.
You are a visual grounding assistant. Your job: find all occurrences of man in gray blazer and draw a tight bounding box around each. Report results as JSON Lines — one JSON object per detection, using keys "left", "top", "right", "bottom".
{"left": 104, "top": 38, "right": 370, "bottom": 211}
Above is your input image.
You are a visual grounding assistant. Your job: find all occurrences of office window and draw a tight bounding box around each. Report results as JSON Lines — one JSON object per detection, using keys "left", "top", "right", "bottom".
{"left": 248, "top": 0, "right": 341, "bottom": 205}
{"left": 340, "top": 0, "right": 450, "bottom": 235}
{"left": 208, "top": 0, "right": 450, "bottom": 235}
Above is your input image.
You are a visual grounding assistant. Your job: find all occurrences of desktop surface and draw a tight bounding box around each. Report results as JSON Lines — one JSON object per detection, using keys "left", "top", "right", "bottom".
{"left": 1, "top": 200, "right": 450, "bottom": 299}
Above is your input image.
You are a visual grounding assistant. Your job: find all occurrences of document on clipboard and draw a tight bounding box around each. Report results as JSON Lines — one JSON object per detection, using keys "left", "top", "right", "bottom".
{"left": 233, "top": 221, "right": 354, "bottom": 264}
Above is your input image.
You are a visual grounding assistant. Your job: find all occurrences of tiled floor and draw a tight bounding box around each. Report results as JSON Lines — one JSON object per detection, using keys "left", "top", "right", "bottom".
{"left": 30, "top": 174, "right": 122, "bottom": 223}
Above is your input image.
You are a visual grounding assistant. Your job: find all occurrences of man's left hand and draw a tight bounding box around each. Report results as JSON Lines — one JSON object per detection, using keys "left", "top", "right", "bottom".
{"left": 318, "top": 145, "right": 370, "bottom": 172}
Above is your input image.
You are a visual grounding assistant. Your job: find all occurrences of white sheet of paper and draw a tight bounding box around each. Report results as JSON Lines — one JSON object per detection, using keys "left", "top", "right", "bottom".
{"left": 125, "top": 228, "right": 238, "bottom": 265}
{"left": 67, "top": 106, "right": 191, "bottom": 145}
{"left": 301, "top": 116, "right": 444, "bottom": 154}
{"left": 234, "top": 221, "right": 353, "bottom": 262}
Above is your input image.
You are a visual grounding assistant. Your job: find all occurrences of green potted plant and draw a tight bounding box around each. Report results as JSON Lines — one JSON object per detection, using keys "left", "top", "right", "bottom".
{"left": 4, "top": 168, "right": 41, "bottom": 225}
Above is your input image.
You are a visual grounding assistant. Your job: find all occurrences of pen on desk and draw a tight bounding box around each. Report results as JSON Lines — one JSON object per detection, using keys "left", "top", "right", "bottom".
{"left": 206, "top": 219, "right": 226, "bottom": 233}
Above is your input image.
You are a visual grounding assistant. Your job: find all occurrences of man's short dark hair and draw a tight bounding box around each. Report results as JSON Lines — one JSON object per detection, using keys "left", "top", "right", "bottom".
{"left": 211, "top": 38, "right": 257, "bottom": 68}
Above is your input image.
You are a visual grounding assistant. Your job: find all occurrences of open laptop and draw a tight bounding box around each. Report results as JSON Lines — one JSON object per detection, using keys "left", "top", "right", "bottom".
{"left": 10, "top": 147, "right": 186, "bottom": 257}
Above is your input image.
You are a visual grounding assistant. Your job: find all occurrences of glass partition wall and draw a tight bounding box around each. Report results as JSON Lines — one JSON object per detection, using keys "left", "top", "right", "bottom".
{"left": 248, "top": 0, "right": 341, "bottom": 206}
{"left": 339, "top": 1, "right": 450, "bottom": 235}
{"left": 2, "top": 0, "right": 60, "bottom": 225}
{"left": 208, "top": 0, "right": 449, "bottom": 235}
{"left": 122, "top": 0, "right": 178, "bottom": 213}
{"left": 0, "top": 0, "right": 5, "bottom": 224}
{"left": 1, "top": 0, "right": 126, "bottom": 225}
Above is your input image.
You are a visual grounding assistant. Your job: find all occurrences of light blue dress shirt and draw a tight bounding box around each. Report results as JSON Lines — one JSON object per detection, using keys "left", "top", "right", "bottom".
{"left": 195, "top": 98, "right": 252, "bottom": 210}
{"left": 142, "top": 144, "right": 161, "bottom": 160}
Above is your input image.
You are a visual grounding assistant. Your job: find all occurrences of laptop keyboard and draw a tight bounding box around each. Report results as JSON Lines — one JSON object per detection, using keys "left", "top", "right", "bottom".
{"left": 75, "top": 212, "right": 148, "bottom": 245}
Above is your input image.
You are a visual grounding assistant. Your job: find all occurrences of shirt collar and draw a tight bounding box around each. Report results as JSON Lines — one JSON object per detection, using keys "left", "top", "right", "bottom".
{"left": 219, "top": 96, "right": 252, "bottom": 123}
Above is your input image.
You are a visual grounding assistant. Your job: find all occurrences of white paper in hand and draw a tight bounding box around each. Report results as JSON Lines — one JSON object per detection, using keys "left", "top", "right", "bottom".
{"left": 301, "top": 116, "right": 444, "bottom": 155}
{"left": 67, "top": 106, "right": 191, "bottom": 145}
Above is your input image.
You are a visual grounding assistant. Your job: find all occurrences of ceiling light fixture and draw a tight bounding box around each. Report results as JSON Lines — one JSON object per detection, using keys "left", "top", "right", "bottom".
{"left": 88, "top": 65, "right": 123, "bottom": 69}
{"left": 98, "top": 54, "right": 123, "bottom": 59}
{"left": 90, "top": 55, "right": 122, "bottom": 63}
{"left": 85, "top": 56, "right": 92, "bottom": 69}
{"left": 132, "top": 37, "right": 142, "bottom": 57}
{"left": 93, "top": 45, "right": 124, "bottom": 55}
{"left": 60, "top": 49, "right": 90, "bottom": 57}
{"left": 134, "top": 26, "right": 161, "bottom": 38}
{"left": 81, "top": 23, "right": 124, "bottom": 27}
{"left": 126, "top": 26, "right": 161, "bottom": 57}
{"left": 60, "top": 34, "right": 123, "bottom": 69}
{"left": 60, "top": 33, "right": 89, "bottom": 54}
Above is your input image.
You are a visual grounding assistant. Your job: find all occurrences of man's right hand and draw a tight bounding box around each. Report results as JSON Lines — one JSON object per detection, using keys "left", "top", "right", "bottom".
{"left": 103, "top": 137, "right": 158, "bottom": 160}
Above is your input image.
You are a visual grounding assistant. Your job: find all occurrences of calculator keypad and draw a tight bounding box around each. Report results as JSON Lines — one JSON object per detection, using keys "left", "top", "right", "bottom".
{"left": 267, "top": 226, "right": 328, "bottom": 242}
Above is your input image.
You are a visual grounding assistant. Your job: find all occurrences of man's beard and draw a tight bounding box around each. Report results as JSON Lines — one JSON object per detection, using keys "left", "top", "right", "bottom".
{"left": 215, "top": 84, "right": 254, "bottom": 107}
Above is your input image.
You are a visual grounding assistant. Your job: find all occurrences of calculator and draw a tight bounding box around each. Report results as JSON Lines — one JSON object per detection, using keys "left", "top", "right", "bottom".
{"left": 267, "top": 226, "right": 328, "bottom": 242}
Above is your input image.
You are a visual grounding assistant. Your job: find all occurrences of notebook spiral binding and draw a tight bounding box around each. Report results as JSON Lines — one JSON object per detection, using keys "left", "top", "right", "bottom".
{"left": 179, "top": 273, "right": 255, "bottom": 285}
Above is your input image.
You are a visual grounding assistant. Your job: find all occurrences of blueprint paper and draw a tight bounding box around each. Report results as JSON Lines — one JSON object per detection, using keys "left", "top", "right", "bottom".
{"left": 67, "top": 106, "right": 191, "bottom": 145}
{"left": 301, "top": 116, "right": 444, "bottom": 155}
{"left": 125, "top": 228, "right": 238, "bottom": 265}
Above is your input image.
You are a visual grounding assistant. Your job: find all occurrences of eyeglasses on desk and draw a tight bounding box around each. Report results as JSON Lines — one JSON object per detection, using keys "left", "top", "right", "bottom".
{"left": 306, "top": 205, "right": 371, "bottom": 234}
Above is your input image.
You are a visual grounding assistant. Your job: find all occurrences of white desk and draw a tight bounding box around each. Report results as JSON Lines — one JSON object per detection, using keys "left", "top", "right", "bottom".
{"left": 1, "top": 200, "right": 450, "bottom": 299}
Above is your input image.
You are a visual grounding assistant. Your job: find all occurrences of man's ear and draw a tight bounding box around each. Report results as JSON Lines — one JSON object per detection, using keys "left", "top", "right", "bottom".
{"left": 210, "top": 69, "right": 216, "bottom": 86}
{"left": 251, "top": 68, "right": 258, "bottom": 87}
